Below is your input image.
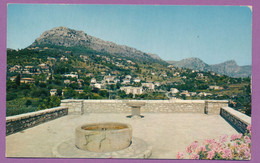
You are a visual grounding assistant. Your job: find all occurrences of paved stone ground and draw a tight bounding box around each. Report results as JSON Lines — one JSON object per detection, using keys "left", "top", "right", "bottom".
{"left": 6, "top": 113, "right": 238, "bottom": 159}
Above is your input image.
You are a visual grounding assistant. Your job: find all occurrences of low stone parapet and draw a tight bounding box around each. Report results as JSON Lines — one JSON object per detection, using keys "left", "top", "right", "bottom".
{"left": 60, "top": 99, "right": 83, "bottom": 115}
{"left": 220, "top": 107, "right": 251, "bottom": 133}
{"left": 205, "top": 100, "right": 228, "bottom": 115}
{"left": 6, "top": 107, "right": 68, "bottom": 135}
{"left": 60, "top": 99, "right": 228, "bottom": 115}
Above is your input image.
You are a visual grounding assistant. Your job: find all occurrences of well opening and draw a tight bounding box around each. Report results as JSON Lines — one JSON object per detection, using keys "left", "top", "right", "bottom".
{"left": 75, "top": 122, "right": 132, "bottom": 152}
{"left": 82, "top": 123, "right": 128, "bottom": 131}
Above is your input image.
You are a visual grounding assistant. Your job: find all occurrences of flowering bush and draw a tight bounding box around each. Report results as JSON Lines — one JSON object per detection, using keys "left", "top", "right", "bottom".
{"left": 177, "top": 125, "right": 251, "bottom": 160}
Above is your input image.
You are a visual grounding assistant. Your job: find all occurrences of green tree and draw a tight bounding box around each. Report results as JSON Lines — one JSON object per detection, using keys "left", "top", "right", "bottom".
{"left": 57, "top": 89, "right": 62, "bottom": 96}
{"left": 25, "top": 100, "right": 32, "bottom": 106}
{"left": 15, "top": 73, "right": 21, "bottom": 86}
{"left": 64, "top": 87, "right": 77, "bottom": 99}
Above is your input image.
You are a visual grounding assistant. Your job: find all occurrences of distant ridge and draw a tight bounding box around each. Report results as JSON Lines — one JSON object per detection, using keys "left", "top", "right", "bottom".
{"left": 27, "top": 27, "right": 250, "bottom": 78}
{"left": 29, "top": 26, "right": 163, "bottom": 63}
{"left": 167, "top": 58, "right": 251, "bottom": 78}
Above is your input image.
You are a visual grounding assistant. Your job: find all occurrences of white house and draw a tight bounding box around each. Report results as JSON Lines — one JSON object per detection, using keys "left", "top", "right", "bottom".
{"left": 64, "top": 74, "right": 78, "bottom": 79}
{"left": 60, "top": 56, "right": 68, "bottom": 61}
{"left": 94, "top": 83, "right": 103, "bottom": 89}
{"left": 50, "top": 89, "right": 57, "bottom": 96}
{"left": 120, "top": 86, "right": 143, "bottom": 95}
{"left": 170, "top": 88, "right": 179, "bottom": 94}
{"left": 10, "top": 76, "right": 16, "bottom": 82}
{"left": 122, "top": 79, "right": 131, "bottom": 85}
{"left": 91, "top": 78, "right": 97, "bottom": 84}
{"left": 114, "top": 78, "right": 120, "bottom": 83}
{"left": 180, "top": 91, "right": 190, "bottom": 97}
{"left": 154, "top": 82, "right": 161, "bottom": 87}
{"left": 125, "top": 75, "right": 132, "bottom": 79}
{"left": 104, "top": 75, "right": 115, "bottom": 83}
{"left": 133, "top": 78, "right": 141, "bottom": 83}
{"left": 64, "top": 79, "right": 71, "bottom": 84}
{"left": 209, "top": 85, "right": 224, "bottom": 90}
{"left": 142, "top": 83, "right": 155, "bottom": 90}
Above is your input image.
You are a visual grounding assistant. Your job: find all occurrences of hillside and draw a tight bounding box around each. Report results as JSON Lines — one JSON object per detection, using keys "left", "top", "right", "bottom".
{"left": 29, "top": 26, "right": 164, "bottom": 64}
{"left": 167, "top": 58, "right": 251, "bottom": 78}
{"left": 6, "top": 27, "right": 251, "bottom": 117}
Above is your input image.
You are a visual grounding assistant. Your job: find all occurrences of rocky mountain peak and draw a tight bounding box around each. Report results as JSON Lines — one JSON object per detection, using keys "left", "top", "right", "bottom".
{"left": 29, "top": 26, "right": 163, "bottom": 63}
{"left": 222, "top": 60, "right": 237, "bottom": 66}
{"left": 33, "top": 27, "right": 88, "bottom": 47}
{"left": 167, "top": 57, "right": 210, "bottom": 71}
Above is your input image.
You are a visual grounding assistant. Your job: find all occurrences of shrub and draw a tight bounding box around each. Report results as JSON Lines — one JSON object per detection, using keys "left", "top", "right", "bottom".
{"left": 177, "top": 125, "right": 251, "bottom": 160}
{"left": 6, "top": 92, "right": 17, "bottom": 101}
{"left": 25, "top": 100, "right": 32, "bottom": 106}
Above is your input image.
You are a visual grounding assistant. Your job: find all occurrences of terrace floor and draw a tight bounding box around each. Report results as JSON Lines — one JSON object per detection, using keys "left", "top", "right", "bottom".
{"left": 6, "top": 113, "right": 238, "bottom": 159}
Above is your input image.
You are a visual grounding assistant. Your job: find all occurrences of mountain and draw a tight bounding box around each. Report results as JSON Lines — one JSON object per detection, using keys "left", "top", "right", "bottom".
{"left": 210, "top": 60, "right": 251, "bottom": 78}
{"left": 167, "top": 58, "right": 251, "bottom": 78}
{"left": 167, "top": 58, "right": 211, "bottom": 71}
{"left": 25, "top": 26, "right": 251, "bottom": 78}
{"left": 29, "top": 26, "right": 163, "bottom": 63}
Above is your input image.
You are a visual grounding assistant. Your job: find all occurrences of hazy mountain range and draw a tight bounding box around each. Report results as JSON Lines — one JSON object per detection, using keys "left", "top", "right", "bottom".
{"left": 167, "top": 58, "right": 251, "bottom": 78}
{"left": 28, "top": 27, "right": 251, "bottom": 78}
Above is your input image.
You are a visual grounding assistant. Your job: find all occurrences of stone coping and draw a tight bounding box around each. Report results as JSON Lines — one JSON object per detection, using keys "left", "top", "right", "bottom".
{"left": 6, "top": 107, "right": 68, "bottom": 122}
{"left": 206, "top": 100, "right": 229, "bottom": 103}
{"left": 221, "top": 107, "right": 251, "bottom": 125}
{"left": 61, "top": 99, "right": 83, "bottom": 103}
{"left": 61, "top": 99, "right": 206, "bottom": 104}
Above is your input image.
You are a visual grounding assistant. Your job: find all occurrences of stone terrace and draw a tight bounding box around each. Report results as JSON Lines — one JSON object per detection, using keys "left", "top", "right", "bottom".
{"left": 5, "top": 100, "right": 251, "bottom": 159}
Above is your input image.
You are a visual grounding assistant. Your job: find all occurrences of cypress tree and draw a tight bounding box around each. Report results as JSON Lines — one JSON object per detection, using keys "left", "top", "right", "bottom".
{"left": 15, "top": 73, "right": 21, "bottom": 86}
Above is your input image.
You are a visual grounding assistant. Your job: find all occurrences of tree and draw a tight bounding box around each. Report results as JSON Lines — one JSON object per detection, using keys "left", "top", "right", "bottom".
{"left": 6, "top": 92, "right": 17, "bottom": 101}
{"left": 84, "top": 86, "right": 91, "bottom": 93}
{"left": 25, "top": 100, "right": 32, "bottom": 106}
{"left": 100, "top": 90, "right": 109, "bottom": 98}
{"left": 15, "top": 73, "right": 21, "bottom": 86}
{"left": 7, "top": 80, "right": 17, "bottom": 90}
{"left": 31, "top": 88, "right": 50, "bottom": 98}
{"left": 64, "top": 87, "right": 77, "bottom": 99}
{"left": 57, "top": 89, "right": 62, "bottom": 96}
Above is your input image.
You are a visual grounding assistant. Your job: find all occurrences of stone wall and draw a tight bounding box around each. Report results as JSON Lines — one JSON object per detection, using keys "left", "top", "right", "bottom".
{"left": 205, "top": 100, "right": 229, "bottom": 115}
{"left": 220, "top": 107, "right": 251, "bottom": 133}
{"left": 6, "top": 107, "right": 68, "bottom": 135}
{"left": 61, "top": 99, "right": 228, "bottom": 115}
{"left": 60, "top": 100, "right": 83, "bottom": 115}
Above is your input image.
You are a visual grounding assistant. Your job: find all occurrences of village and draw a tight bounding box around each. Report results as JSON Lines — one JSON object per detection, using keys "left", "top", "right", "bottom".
{"left": 7, "top": 52, "right": 227, "bottom": 101}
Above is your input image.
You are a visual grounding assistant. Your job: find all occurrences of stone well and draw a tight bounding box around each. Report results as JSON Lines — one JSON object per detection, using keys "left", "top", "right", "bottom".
{"left": 75, "top": 122, "right": 132, "bottom": 152}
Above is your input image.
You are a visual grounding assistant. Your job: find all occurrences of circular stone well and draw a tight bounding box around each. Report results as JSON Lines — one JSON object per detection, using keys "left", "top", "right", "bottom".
{"left": 75, "top": 122, "right": 132, "bottom": 152}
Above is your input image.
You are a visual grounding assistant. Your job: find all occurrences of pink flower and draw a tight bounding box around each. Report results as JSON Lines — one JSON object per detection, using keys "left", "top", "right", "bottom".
{"left": 231, "top": 134, "right": 242, "bottom": 141}
{"left": 244, "top": 150, "right": 250, "bottom": 158}
{"left": 230, "top": 134, "right": 237, "bottom": 141}
{"left": 222, "top": 148, "right": 232, "bottom": 159}
{"left": 240, "top": 144, "right": 250, "bottom": 152}
{"left": 219, "top": 135, "right": 228, "bottom": 143}
{"left": 207, "top": 150, "right": 215, "bottom": 159}
{"left": 186, "top": 146, "right": 192, "bottom": 154}
{"left": 247, "top": 125, "right": 251, "bottom": 131}
{"left": 190, "top": 154, "right": 200, "bottom": 159}
{"left": 244, "top": 136, "right": 251, "bottom": 144}
{"left": 176, "top": 152, "right": 185, "bottom": 159}
{"left": 197, "top": 146, "right": 206, "bottom": 153}
{"left": 205, "top": 139, "right": 215, "bottom": 144}
{"left": 191, "top": 141, "right": 199, "bottom": 150}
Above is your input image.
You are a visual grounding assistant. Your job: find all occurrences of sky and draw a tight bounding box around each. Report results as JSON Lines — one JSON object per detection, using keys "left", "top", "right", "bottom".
{"left": 7, "top": 4, "right": 252, "bottom": 66}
